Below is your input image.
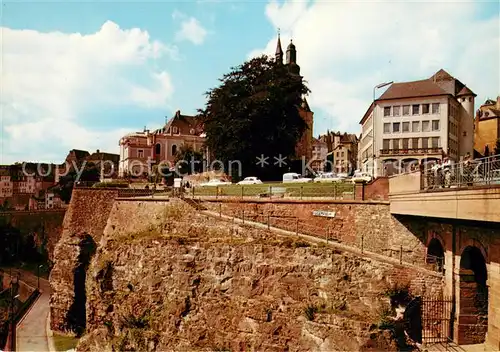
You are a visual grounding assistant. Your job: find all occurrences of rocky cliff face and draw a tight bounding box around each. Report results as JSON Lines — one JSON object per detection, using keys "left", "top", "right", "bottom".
{"left": 76, "top": 199, "right": 437, "bottom": 351}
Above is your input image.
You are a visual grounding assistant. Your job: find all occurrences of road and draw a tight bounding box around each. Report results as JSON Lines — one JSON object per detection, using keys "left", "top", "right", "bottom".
{"left": 14, "top": 269, "right": 51, "bottom": 352}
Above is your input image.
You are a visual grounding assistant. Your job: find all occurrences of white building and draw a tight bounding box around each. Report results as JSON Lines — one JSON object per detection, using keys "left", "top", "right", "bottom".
{"left": 359, "top": 69, "right": 475, "bottom": 177}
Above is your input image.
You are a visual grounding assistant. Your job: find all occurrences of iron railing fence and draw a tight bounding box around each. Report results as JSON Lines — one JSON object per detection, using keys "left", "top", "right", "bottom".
{"left": 421, "top": 154, "right": 500, "bottom": 190}
{"left": 190, "top": 183, "right": 356, "bottom": 200}
{"left": 217, "top": 209, "right": 445, "bottom": 271}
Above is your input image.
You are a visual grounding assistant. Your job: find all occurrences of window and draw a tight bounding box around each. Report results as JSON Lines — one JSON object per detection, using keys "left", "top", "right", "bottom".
{"left": 336, "top": 152, "right": 339, "bottom": 158}
{"left": 341, "top": 152, "right": 345, "bottom": 157}
{"left": 403, "top": 122, "right": 410, "bottom": 132}
{"left": 393, "top": 106, "right": 401, "bottom": 116}
{"left": 171, "top": 144, "right": 177, "bottom": 156}
{"left": 422, "top": 138, "right": 428, "bottom": 148}
{"left": 422, "top": 120, "right": 430, "bottom": 132}
{"left": 412, "top": 104, "right": 420, "bottom": 115}
{"left": 432, "top": 103, "right": 440, "bottom": 114}
{"left": 403, "top": 105, "right": 410, "bottom": 116}
{"left": 138, "top": 149, "right": 144, "bottom": 158}
{"left": 422, "top": 104, "right": 430, "bottom": 114}
{"left": 412, "top": 121, "right": 420, "bottom": 132}
{"left": 383, "top": 123, "right": 391, "bottom": 133}
{"left": 155, "top": 143, "right": 161, "bottom": 155}
{"left": 432, "top": 120, "right": 440, "bottom": 131}
{"left": 393, "top": 122, "right": 400, "bottom": 133}
{"left": 392, "top": 139, "right": 400, "bottom": 149}
{"left": 383, "top": 139, "right": 390, "bottom": 150}
{"left": 402, "top": 138, "right": 409, "bottom": 149}
{"left": 384, "top": 107, "right": 391, "bottom": 117}
{"left": 432, "top": 137, "right": 439, "bottom": 148}
{"left": 172, "top": 126, "right": 179, "bottom": 134}
{"left": 412, "top": 138, "right": 419, "bottom": 149}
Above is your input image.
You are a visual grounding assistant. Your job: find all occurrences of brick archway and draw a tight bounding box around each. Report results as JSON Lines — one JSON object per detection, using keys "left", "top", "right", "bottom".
{"left": 457, "top": 245, "right": 488, "bottom": 345}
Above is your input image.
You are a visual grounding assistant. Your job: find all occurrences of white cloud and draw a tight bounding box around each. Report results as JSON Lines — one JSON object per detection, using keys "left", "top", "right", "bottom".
{"left": 1, "top": 21, "right": 177, "bottom": 164}
{"left": 175, "top": 17, "right": 208, "bottom": 45}
{"left": 250, "top": 0, "right": 500, "bottom": 135}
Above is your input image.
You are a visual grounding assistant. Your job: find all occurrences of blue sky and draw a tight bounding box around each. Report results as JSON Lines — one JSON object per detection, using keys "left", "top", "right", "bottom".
{"left": 1, "top": 0, "right": 499, "bottom": 163}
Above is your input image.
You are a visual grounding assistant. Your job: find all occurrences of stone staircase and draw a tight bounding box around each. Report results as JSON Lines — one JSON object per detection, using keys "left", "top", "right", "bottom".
{"left": 182, "top": 197, "right": 207, "bottom": 211}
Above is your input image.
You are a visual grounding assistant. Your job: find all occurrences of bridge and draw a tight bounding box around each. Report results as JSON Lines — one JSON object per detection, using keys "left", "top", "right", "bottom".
{"left": 389, "top": 155, "right": 500, "bottom": 350}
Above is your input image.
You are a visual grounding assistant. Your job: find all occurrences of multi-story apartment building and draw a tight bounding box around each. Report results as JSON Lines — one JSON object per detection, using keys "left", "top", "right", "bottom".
{"left": 321, "top": 131, "right": 359, "bottom": 173}
{"left": 119, "top": 110, "right": 205, "bottom": 177}
{"left": 359, "top": 69, "right": 475, "bottom": 177}
{"left": 311, "top": 137, "right": 328, "bottom": 171}
{"left": 0, "top": 171, "right": 13, "bottom": 199}
{"left": 474, "top": 96, "right": 500, "bottom": 157}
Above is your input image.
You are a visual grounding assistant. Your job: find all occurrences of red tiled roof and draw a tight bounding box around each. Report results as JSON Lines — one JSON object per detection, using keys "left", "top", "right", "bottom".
{"left": 377, "top": 79, "right": 448, "bottom": 101}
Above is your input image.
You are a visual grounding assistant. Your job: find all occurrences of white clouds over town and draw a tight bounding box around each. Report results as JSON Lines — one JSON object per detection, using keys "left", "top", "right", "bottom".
{"left": 173, "top": 11, "right": 208, "bottom": 45}
{"left": 1, "top": 21, "right": 176, "bottom": 164}
{"left": 250, "top": 0, "right": 500, "bottom": 135}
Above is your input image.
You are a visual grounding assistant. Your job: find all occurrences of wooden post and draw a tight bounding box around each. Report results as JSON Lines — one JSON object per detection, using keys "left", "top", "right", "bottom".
{"left": 400, "top": 245, "right": 403, "bottom": 264}
{"left": 296, "top": 218, "right": 299, "bottom": 235}
{"left": 334, "top": 184, "right": 337, "bottom": 199}
{"left": 327, "top": 227, "right": 330, "bottom": 243}
{"left": 361, "top": 233, "right": 364, "bottom": 253}
{"left": 242, "top": 210, "right": 245, "bottom": 224}
{"left": 267, "top": 214, "right": 270, "bottom": 230}
{"left": 216, "top": 186, "right": 219, "bottom": 199}
{"left": 219, "top": 203, "right": 222, "bottom": 218}
{"left": 241, "top": 186, "right": 244, "bottom": 199}
{"left": 300, "top": 186, "right": 303, "bottom": 200}
{"left": 269, "top": 186, "right": 272, "bottom": 199}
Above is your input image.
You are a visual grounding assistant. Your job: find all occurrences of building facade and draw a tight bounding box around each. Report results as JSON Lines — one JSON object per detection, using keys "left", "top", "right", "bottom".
{"left": 320, "top": 131, "right": 359, "bottom": 174}
{"left": 119, "top": 110, "right": 205, "bottom": 177}
{"left": 311, "top": 137, "right": 328, "bottom": 171}
{"left": 359, "top": 69, "right": 475, "bottom": 177}
{"left": 474, "top": 96, "right": 500, "bottom": 157}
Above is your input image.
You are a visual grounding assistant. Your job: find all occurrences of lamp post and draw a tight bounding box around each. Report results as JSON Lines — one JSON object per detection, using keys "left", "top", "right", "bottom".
{"left": 372, "top": 81, "right": 394, "bottom": 178}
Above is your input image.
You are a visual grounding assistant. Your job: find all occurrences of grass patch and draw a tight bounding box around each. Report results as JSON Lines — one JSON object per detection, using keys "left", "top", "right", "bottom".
{"left": 53, "top": 333, "right": 79, "bottom": 351}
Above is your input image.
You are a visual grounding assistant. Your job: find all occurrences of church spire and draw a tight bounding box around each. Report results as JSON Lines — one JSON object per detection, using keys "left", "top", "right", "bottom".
{"left": 275, "top": 28, "right": 283, "bottom": 64}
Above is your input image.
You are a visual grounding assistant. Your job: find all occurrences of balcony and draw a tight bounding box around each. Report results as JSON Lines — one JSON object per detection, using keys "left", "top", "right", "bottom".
{"left": 380, "top": 148, "right": 442, "bottom": 156}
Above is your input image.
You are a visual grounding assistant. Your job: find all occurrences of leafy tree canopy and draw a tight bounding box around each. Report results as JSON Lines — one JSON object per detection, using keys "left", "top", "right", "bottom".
{"left": 174, "top": 144, "right": 204, "bottom": 175}
{"left": 199, "top": 55, "right": 310, "bottom": 180}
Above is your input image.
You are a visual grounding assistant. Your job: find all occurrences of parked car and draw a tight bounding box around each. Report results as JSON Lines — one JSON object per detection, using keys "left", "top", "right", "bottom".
{"left": 313, "top": 173, "right": 344, "bottom": 183}
{"left": 199, "top": 178, "right": 232, "bottom": 187}
{"left": 282, "top": 172, "right": 313, "bottom": 183}
{"left": 351, "top": 172, "right": 372, "bottom": 183}
{"left": 237, "top": 177, "right": 263, "bottom": 185}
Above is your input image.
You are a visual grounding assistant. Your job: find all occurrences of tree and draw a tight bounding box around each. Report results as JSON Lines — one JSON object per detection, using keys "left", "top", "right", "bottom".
{"left": 494, "top": 138, "right": 500, "bottom": 156}
{"left": 199, "top": 55, "right": 310, "bottom": 181}
{"left": 174, "top": 144, "right": 204, "bottom": 175}
{"left": 54, "top": 162, "right": 100, "bottom": 203}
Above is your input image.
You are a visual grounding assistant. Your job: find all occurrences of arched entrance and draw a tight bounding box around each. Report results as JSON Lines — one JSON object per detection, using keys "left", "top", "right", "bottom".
{"left": 457, "top": 246, "right": 488, "bottom": 344}
{"left": 426, "top": 238, "right": 445, "bottom": 273}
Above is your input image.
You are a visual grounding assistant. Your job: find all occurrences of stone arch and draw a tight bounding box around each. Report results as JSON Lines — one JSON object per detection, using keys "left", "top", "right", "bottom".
{"left": 426, "top": 237, "right": 445, "bottom": 273}
{"left": 457, "top": 245, "right": 488, "bottom": 344}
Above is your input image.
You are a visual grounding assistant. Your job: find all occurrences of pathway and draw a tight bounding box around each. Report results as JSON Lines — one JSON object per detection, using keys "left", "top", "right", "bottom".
{"left": 14, "top": 270, "right": 51, "bottom": 352}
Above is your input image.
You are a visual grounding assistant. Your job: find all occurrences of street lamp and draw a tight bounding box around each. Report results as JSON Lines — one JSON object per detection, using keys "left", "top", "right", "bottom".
{"left": 372, "top": 81, "right": 394, "bottom": 177}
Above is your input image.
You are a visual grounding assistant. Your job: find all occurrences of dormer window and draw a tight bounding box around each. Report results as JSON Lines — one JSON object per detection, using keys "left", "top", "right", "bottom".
{"left": 173, "top": 126, "right": 179, "bottom": 134}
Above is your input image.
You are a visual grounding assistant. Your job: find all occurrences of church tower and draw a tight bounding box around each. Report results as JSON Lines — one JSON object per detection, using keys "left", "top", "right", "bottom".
{"left": 275, "top": 31, "right": 283, "bottom": 64}
{"left": 286, "top": 40, "right": 301, "bottom": 76}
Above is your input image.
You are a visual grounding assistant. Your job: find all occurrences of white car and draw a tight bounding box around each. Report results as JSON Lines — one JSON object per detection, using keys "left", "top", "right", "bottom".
{"left": 237, "top": 177, "right": 263, "bottom": 185}
{"left": 282, "top": 172, "right": 313, "bottom": 183}
{"left": 313, "top": 173, "right": 344, "bottom": 183}
{"left": 351, "top": 172, "right": 373, "bottom": 183}
{"left": 199, "top": 178, "right": 232, "bottom": 187}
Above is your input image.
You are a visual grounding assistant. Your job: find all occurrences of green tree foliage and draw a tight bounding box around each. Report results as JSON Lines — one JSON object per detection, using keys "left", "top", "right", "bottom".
{"left": 54, "top": 162, "right": 100, "bottom": 203}
{"left": 174, "top": 144, "right": 204, "bottom": 175}
{"left": 199, "top": 55, "right": 310, "bottom": 180}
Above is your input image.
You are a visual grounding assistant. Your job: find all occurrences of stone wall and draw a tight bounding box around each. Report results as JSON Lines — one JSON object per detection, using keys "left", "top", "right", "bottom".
{"left": 203, "top": 199, "right": 428, "bottom": 267}
{"left": 77, "top": 199, "right": 444, "bottom": 352}
{"left": 49, "top": 188, "right": 118, "bottom": 333}
{"left": 0, "top": 210, "right": 66, "bottom": 262}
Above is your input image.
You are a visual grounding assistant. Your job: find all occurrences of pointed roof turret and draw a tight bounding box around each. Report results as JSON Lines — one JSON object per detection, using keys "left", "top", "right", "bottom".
{"left": 457, "top": 86, "right": 477, "bottom": 97}
{"left": 275, "top": 28, "right": 283, "bottom": 64}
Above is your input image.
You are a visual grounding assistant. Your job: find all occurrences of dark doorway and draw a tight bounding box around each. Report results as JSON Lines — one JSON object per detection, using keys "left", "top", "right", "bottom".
{"left": 66, "top": 234, "right": 96, "bottom": 336}
{"left": 457, "top": 246, "right": 488, "bottom": 344}
{"left": 426, "top": 238, "right": 445, "bottom": 273}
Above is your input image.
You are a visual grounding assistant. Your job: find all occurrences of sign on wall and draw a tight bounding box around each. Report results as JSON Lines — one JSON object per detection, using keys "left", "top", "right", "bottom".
{"left": 312, "top": 210, "right": 336, "bottom": 218}
{"left": 174, "top": 178, "right": 182, "bottom": 188}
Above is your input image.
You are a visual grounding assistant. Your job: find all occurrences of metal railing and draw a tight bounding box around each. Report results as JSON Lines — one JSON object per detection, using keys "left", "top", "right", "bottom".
{"left": 421, "top": 154, "right": 500, "bottom": 190}
{"left": 380, "top": 147, "right": 443, "bottom": 156}
{"left": 212, "top": 208, "right": 445, "bottom": 272}
{"left": 189, "top": 183, "right": 356, "bottom": 200}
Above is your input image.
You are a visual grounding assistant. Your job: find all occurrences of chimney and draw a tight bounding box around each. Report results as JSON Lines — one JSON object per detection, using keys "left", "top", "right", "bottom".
{"left": 96, "top": 149, "right": 100, "bottom": 154}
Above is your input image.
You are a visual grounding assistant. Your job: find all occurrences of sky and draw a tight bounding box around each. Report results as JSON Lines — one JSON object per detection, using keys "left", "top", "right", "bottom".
{"left": 1, "top": 0, "right": 499, "bottom": 164}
